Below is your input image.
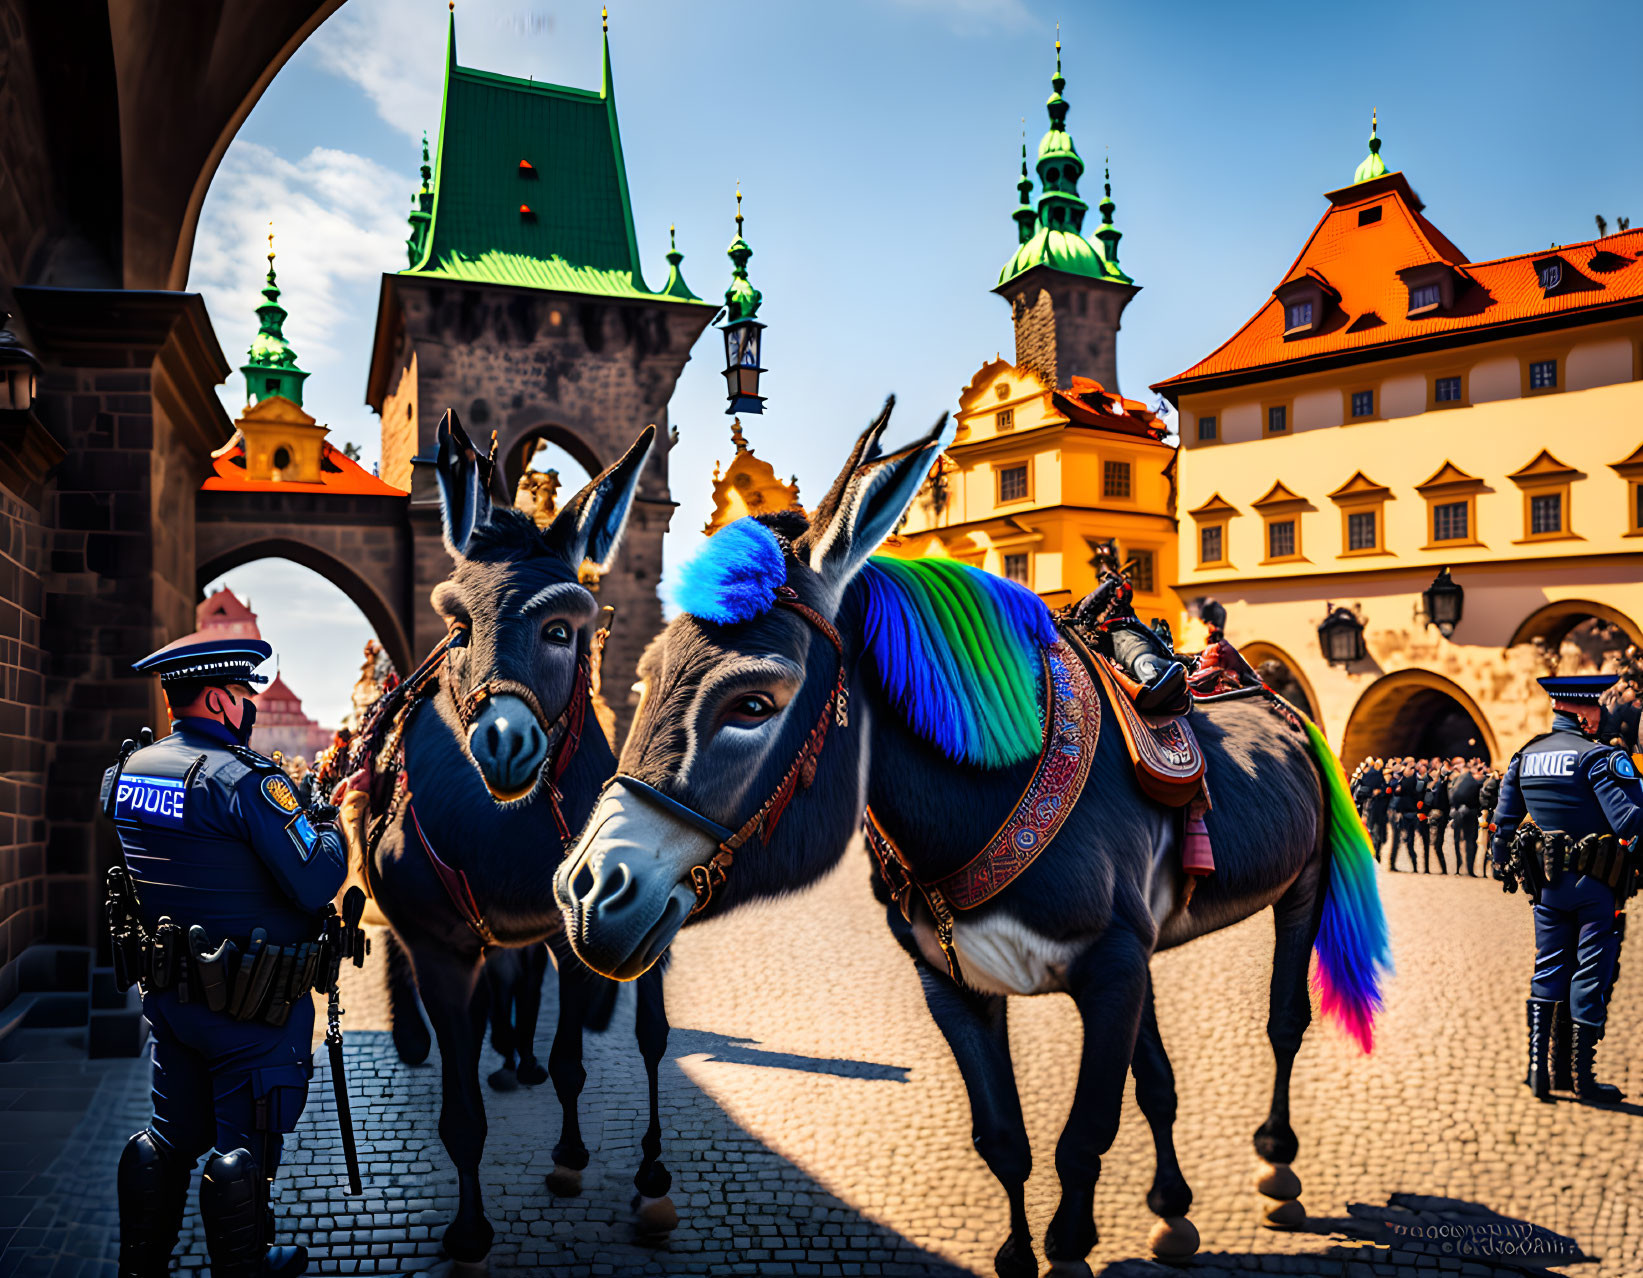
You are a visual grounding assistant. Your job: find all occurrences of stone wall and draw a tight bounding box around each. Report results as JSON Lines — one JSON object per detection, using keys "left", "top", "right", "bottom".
{"left": 1002, "top": 269, "right": 1136, "bottom": 393}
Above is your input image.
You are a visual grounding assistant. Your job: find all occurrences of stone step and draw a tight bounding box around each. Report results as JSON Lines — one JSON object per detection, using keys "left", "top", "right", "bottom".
{"left": 88, "top": 965, "right": 149, "bottom": 1059}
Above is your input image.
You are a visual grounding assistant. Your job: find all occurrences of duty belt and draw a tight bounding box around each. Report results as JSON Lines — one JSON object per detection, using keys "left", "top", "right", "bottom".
{"left": 105, "top": 866, "right": 368, "bottom": 1025}
{"left": 1503, "top": 828, "right": 1638, "bottom": 899}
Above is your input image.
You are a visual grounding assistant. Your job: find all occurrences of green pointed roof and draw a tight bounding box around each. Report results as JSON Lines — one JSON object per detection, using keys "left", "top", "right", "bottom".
{"left": 660, "top": 225, "right": 698, "bottom": 300}
{"left": 997, "top": 37, "right": 1131, "bottom": 290}
{"left": 401, "top": 7, "right": 710, "bottom": 308}
{"left": 1353, "top": 110, "right": 1388, "bottom": 185}
{"left": 406, "top": 130, "right": 434, "bottom": 268}
{"left": 724, "top": 189, "right": 761, "bottom": 321}
{"left": 241, "top": 226, "right": 309, "bottom": 407}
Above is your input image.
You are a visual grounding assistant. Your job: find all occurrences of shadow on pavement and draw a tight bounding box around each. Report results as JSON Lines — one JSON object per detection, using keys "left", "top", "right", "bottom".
{"left": 666, "top": 1026, "right": 911, "bottom": 1082}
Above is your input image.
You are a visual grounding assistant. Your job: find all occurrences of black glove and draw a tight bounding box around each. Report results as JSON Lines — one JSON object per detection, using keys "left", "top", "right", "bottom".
{"left": 308, "top": 803, "right": 341, "bottom": 827}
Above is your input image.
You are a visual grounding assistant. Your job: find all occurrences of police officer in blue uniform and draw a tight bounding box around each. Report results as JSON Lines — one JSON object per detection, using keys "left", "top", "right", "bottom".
{"left": 103, "top": 636, "right": 347, "bottom": 1277}
{"left": 1492, "top": 674, "right": 1641, "bottom": 1105}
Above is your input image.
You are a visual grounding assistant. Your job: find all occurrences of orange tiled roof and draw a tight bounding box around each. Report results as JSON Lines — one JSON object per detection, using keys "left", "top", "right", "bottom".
{"left": 1051, "top": 376, "right": 1167, "bottom": 440}
{"left": 202, "top": 439, "right": 408, "bottom": 496}
{"left": 1154, "top": 171, "right": 1643, "bottom": 394}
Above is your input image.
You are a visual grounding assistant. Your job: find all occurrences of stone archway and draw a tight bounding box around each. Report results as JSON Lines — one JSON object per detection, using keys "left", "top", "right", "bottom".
{"left": 1507, "top": 599, "right": 1643, "bottom": 654}
{"left": 500, "top": 423, "right": 604, "bottom": 501}
{"left": 196, "top": 534, "right": 413, "bottom": 679}
{"left": 1240, "top": 641, "right": 1320, "bottom": 724}
{"left": 1341, "top": 670, "right": 1498, "bottom": 771}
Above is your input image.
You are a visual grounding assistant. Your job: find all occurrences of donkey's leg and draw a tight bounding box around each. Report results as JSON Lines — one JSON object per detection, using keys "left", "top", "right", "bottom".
{"left": 386, "top": 928, "right": 432, "bottom": 1066}
{"left": 485, "top": 950, "right": 520, "bottom": 1091}
{"left": 1045, "top": 923, "right": 1150, "bottom": 1275}
{"left": 915, "top": 959, "right": 1035, "bottom": 1278}
{"left": 1252, "top": 865, "right": 1322, "bottom": 1228}
{"left": 1130, "top": 972, "right": 1198, "bottom": 1259}
{"left": 544, "top": 930, "right": 595, "bottom": 1196}
{"left": 409, "top": 941, "right": 495, "bottom": 1264}
{"left": 631, "top": 964, "right": 678, "bottom": 1238}
{"left": 513, "top": 943, "right": 550, "bottom": 1087}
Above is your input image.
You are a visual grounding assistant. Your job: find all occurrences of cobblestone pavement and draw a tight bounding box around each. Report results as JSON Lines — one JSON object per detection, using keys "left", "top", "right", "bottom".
{"left": 2, "top": 847, "right": 1638, "bottom": 1278}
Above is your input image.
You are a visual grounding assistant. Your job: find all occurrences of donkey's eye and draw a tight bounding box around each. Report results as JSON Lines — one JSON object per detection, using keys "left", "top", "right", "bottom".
{"left": 542, "top": 620, "right": 573, "bottom": 645}
{"left": 724, "top": 693, "right": 776, "bottom": 725}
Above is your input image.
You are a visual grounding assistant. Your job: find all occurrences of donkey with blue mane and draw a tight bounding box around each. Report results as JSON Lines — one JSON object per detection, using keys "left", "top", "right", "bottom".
{"left": 555, "top": 402, "right": 1392, "bottom": 1276}
{"left": 362, "top": 412, "right": 680, "bottom": 1267}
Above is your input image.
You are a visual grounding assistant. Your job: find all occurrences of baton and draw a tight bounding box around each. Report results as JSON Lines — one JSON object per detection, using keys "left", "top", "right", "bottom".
{"left": 329, "top": 886, "right": 367, "bottom": 1194}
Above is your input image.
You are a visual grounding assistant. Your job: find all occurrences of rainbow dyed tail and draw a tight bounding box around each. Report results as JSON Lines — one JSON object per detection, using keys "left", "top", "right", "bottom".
{"left": 1302, "top": 719, "right": 1393, "bottom": 1053}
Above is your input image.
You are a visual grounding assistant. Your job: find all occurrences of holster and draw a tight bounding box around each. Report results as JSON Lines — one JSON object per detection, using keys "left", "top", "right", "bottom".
{"left": 1507, "top": 826, "right": 1546, "bottom": 899}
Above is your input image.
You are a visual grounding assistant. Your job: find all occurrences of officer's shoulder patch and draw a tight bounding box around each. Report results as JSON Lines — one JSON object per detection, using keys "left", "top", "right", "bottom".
{"left": 1611, "top": 752, "right": 1638, "bottom": 781}
{"left": 228, "top": 744, "right": 281, "bottom": 773}
{"left": 285, "top": 811, "right": 319, "bottom": 862}
{"left": 261, "top": 773, "right": 301, "bottom": 814}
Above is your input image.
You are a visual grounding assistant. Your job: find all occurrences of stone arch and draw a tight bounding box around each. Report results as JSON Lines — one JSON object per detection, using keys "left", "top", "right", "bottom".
{"left": 500, "top": 423, "right": 605, "bottom": 502}
{"left": 1507, "top": 599, "right": 1643, "bottom": 652}
{"left": 1341, "top": 670, "right": 1498, "bottom": 771}
{"left": 196, "top": 536, "right": 413, "bottom": 678}
{"left": 1240, "top": 640, "right": 1320, "bottom": 723}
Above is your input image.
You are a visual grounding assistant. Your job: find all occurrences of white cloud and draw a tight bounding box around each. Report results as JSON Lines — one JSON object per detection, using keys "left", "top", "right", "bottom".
{"left": 311, "top": 0, "right": 446, "bottom": 142}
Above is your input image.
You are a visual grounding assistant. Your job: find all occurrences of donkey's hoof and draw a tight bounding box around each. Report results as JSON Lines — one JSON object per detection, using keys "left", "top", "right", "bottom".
{"left": 516, "top": 1058, "right": 548, "bottom": 1087}
{"left": 1147, "top": 1216, "right": 1200, "bottom": 1260}
{"left": 1254, "top": 1161, "right": 1302, "bottom": 1200}
{"left": 1042, "top": 1262, "right": 1094, "bottom": 1277}
{"left": 633, "top": 1193, "right": 679, "bottom": 1238}
{"left": 1261, "top": 1197, "right": 1306, "bottom": 1228}
{"left": 545, "top": 1164, "right": 583, "bottom": 1197}
{"left": 392, "top": 1019, "right": 431, "bottom": 1066}
{"left": 486, "top": 1065, "right": 518, "bottom": 1092}
{"left": 994, "top": 1234, "right": 1036, "bottom": 1278}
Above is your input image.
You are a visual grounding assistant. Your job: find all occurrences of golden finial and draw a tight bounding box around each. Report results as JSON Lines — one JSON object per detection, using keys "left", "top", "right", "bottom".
{"left": 1055, "top": 21, "right": 1062, "bottom": 73}
{"left": 735, "top": 183, "right": 743, "bottom": 235}
{"left": 601, "top": 5, "right": 608, "bottom": 31}
{"left": 448, "top": 0, "right": 454, "bottom": 10}
{"left": 670, "top": 223, "right": 677, "bottom": 249}
{"left": 1371, "top": 108, "right": 1377, "bottom": 135}
{"left": 266, "top": 221, "right": 275, "bottom": 270}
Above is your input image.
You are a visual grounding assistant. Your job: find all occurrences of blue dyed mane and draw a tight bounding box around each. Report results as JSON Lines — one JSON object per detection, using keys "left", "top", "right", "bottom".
{"left": 856, "top": 557, "right": 1057, "bottom": 769}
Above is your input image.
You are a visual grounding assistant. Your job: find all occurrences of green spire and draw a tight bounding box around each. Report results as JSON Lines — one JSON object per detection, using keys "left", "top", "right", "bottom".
{"left": 724, "top": 187, "right": 761, "bottom": 321}
{"left": 1353, "top": 109, "right": 1387, "bottom": 184}
{"left": 406, "top": 130, "right": 434, "bottom": 267}
{"left": 1013, "top": 125, "right": 1036, "bottom": 245}
{"left": 660, "top": 224, "right": 699, "bottom": 299}
{"left": 1033, "top": 29, "right": 1088, "bottom": 234}
{"left": 1093, "top": 155, "right": 1130, "bottom": 284}
{"left": 241, "top": 224, "right": 309, "bottom": 408}
{"left": 600, "top": 6, "right": 613, "bottom": 100}
{"left": 446, "top": 0, "right": 457, "bottom": 67}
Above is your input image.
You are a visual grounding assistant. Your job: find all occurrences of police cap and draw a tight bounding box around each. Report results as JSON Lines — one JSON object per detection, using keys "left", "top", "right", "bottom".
{"left": 1536, "top": 674, "right": 1616, "bottom": 705}
{"left": 132, "top": 637, "right": 273, "bottom": 687}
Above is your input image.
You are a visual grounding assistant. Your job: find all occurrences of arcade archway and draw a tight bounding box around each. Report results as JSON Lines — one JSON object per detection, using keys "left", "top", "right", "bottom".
{"left": 1507, "top": 599, "right": 1641, "bottom": 673}
{"left": 1241, "top": 641, "right": 1319, "bottom": 724}
{"left": 502, "top": 424, "right": 602, "bottom": 498}
{"left": 1341, "top": 670, "right": 1497, "bottom": 770}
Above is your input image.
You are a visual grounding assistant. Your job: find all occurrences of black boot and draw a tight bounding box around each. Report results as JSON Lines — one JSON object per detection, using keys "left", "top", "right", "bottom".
{"left": 1550, "top": 1001, "right": 1574, "bottom": 1091}
{"left": 201, "top": 1148, "right": 308, "bottom": 1278}
{"left": 1525, "top": 1000, "right": 1553, "bottom": 1102}
{"left": 1134, "top": 658, "right": 1188, "bottom": 715}
{"left": 1573, "top": 1021, "right": 1625, "bottom": 1104}
{"left": 118, "top": 1129, "right": 190, "bottom": 1278}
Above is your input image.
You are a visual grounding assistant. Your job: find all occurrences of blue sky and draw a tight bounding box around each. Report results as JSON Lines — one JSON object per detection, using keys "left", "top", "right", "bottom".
{"left": 191, "top": 0, "right": 1642, "bottom": 730}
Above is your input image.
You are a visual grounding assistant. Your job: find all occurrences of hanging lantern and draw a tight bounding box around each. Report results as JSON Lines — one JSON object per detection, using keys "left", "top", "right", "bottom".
{"left": 0, "top": 313, "right": 40, "bottom": 414}
{"left": 1318, "top": 604, "right": 1366, "bottom": 665}
{"left": 721, "top": 186, "right": 766, "bottom": 416}
{"left": 1422, "top": 566, "right": 1464, "bottom": 638}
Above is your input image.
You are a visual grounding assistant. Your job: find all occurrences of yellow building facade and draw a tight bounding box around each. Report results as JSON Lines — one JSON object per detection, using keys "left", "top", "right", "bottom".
{"left": 895, "top": 360, "right": 1177, "bottom": 624}
{"left": 1157, "top": 125, "right": 1643, "bottom": 766}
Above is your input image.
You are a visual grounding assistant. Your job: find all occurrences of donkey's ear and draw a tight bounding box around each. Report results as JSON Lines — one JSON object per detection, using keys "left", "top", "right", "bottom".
{"left": 796, "top": 398, "right": 949, "bottom": 590}
{"left": 543, "top": 425, "right": 655, "bottom": 571}
{"left": 435, "top": 409, "right": 493, "bottom": 557}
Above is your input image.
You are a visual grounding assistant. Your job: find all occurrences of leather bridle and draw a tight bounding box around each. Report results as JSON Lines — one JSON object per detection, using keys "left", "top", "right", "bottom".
{"left": 610, "top": 584, "right": 850, "bottom": 914}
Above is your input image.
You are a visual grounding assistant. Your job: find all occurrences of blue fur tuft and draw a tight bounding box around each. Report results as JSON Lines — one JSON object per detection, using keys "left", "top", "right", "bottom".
{"left": 668, "top": 517, "right": 787, "bottom": 624}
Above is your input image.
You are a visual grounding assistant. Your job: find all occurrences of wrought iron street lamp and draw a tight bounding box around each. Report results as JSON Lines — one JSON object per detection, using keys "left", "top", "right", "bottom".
{"left": 1422, "top": 567, "right": 1464, "bottom": 638}
{"left": 721, "top": 187, "right": 766, "bottom": 416}
{"left": 1318, "top": 604, "right": 1366, "bottom": 665}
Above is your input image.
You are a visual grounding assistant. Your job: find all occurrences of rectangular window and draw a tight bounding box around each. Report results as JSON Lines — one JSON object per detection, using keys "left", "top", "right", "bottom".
{"left": 998, "top": 464, "right": 1028, "bottom": 502}
{"left": 1530, "top": 492, "right": 1563, "bottom": 535}
{"left": 1267, "top": 519, "right": 1296, "bottom": 559}
{"left": 1003, "top": 553, "right": 1029, "bottom": 584}
{"left": 996, "top": 408, "right": 1015, "bottom": 431}
{"left": 1636, "top": 483, "right": 1643, "bottom": 533}
{"left": 1197, "top": 415, "right": 1218, "bottom": 441}
{"left": 1285, "top": 301, "right": 1313, "bottom": 330}
{"left": 1351, "top": 390, "right": 1374, "bottom": 418}
{"left": 1358, "top": 205, "right": 1383, "bottom": 226}
{"left": 1268, "top": 405, "right": 1288, "bottom": 433}
{"left": 1529, "top": 359, "right": 1557, "bottom": 389}
{"left": 1103, "top": 460, "right": 1132, "bottom": 499}
{"left": 1129, "top": 549, "right": 1155, "bottom": 593}
{"left": 1434, "top": 375, "right": 1462, "bottom": 403}
{"left": 1538, "top": 262, "right": 1562, "bottom": 290}
{"left": 1200, "top": 525, "right": 1223, "bottom": 565}
{"left": 1410, "top": 282, "right": 1441, "bottom": 311}
{"left": 1433, "top": 500, "right": 1469, "bottom": 542}
{"left": 1347, "top": 510, "right": 1377, "bottom": 551}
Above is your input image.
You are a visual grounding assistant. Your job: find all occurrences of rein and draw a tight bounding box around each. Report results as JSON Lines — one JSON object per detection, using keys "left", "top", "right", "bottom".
{"left": 612, "top": 585, "right": 850, "bottom": 915}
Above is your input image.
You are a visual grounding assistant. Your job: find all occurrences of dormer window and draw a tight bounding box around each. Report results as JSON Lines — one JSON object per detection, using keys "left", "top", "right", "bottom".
{"left": 1398, "top": 262, "right": 1463, "bottom": 317}
{"left": 1409, "top": 282, "right": 1441, "bottom": 312}
{"left": 1538, "top": 261, "right": 1561, "bottom": 290}
{"left": 1285, "top": 301, "right": 1313, "bottom": 330}
{"left": 1274, "top": 269, "right": 1337, "bottom": 339}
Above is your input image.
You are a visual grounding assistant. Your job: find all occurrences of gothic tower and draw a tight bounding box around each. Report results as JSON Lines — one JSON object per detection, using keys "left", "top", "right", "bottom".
{"left": 993, "top": 38, "right": 1138, "bottom": 392}
{"left": 365, "top": 9, "right": 717, "bottom": 727}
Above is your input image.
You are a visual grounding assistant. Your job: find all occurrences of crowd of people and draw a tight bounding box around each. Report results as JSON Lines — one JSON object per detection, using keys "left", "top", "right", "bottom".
{"left": 1350, "top": 755, "right": 1502, "bottom": 876}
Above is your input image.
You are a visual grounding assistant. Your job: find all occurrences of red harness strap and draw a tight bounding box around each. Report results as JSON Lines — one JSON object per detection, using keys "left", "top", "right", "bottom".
{"left": 409, "top": 802, "right": 498, "bottom": 947}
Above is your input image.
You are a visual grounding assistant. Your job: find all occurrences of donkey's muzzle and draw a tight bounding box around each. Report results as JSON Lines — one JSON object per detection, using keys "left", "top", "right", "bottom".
{"left": 467, "top": 693, "right": 548, "bottom": 801}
